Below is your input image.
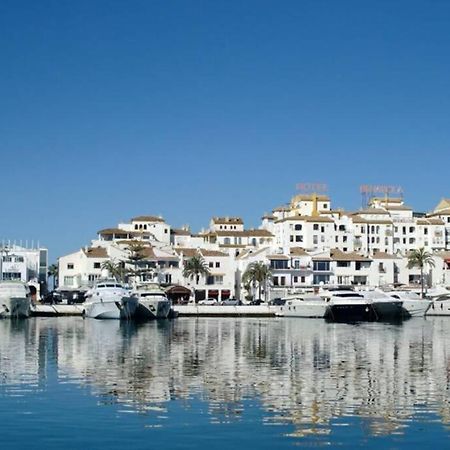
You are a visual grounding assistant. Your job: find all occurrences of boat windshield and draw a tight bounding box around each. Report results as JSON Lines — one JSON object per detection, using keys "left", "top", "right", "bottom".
{"left": 333, "top": 293, "right": 364, "bottom": 298}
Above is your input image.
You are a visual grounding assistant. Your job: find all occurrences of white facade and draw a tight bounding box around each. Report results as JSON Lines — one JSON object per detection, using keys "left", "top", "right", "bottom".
{"left": 57, "top": 194, "right": 450, "bottom": 300}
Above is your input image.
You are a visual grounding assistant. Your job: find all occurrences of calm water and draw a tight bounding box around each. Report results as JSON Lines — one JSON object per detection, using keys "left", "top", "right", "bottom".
{"left": 1, "top": 317, "right": 450, "bottom": 449}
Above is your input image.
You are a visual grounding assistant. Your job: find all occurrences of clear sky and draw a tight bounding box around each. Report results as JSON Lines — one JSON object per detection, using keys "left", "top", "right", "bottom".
{"left": 1, "top": 0, "right": 450, "bottom": 261}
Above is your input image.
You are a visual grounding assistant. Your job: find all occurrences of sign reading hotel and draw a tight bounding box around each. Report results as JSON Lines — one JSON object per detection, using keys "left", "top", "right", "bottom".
{"left": 296, "top": 182, "right": 328, "bottom": 193}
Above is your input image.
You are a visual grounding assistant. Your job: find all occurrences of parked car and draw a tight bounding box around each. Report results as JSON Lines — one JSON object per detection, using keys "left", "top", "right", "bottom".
{"left": 221, "top": 298, "right": 242, "bottom": 306}
{"left": 249, "top": 299, "right": 263, "bottom": 305}
{"left": 269, "top": 298, "right": 286, "bottom": 306}
{"left": 198, "top": 298, "right": 218, "bottom": 305}
{"left": 41, "top": 291, "right": 63, "bottom": 305}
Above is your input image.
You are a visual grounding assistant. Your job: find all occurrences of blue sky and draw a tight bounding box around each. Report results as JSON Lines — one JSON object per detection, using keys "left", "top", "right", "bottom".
{"left": 1, "top": 0, "right": 450, "bottom": 260}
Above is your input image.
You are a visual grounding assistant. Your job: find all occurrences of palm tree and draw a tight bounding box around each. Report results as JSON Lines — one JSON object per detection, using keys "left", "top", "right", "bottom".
{"left": 242, "top": 261, "right": 272, "bottom": 302}
{"left": 407, "top": 248, "right": 435, "bottom": 298}
{"left": 100, "top": 259, "right": 124, "bottom": 281}
{"left": 182, "top": 255, "right": 210, "bottom": 301}
{"left": 47, "top": 263, "right": 59, "bottom": 290}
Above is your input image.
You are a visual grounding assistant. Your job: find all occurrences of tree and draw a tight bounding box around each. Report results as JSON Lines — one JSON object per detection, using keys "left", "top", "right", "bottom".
{"left": 47, "top": 263, "right": 59, "bottom": 290}
{"left": 126, "top": 242, "right": 147, "bottom": 285}
{"left": 242, "top": 261, "right": 272, "bottom": 302}
{"left": 182, "top": 254, "right": 210, "bottom": 301}
{"left": 407, "top": 248, "right": 435, "bottom": 298}
{"left": 100, "top": 259, "right": 126, "bottom": 282}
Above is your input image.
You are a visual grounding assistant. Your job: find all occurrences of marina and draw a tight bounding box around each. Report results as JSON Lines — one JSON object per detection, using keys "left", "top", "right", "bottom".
{"left": 1, "top": 316, "right": 450, "bottom": 449}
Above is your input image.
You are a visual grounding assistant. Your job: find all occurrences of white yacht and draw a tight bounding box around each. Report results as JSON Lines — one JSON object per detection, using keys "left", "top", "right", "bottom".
{"left": 83, "top": 280, "right": 138, "bottom": 320}
{"left": 425, "top": 295, "right": 450, "bottom": 316}
{"left": 276, "top": 294, "right": 328, "bottom": 318}
{"left": 0, "top": 282, "right": 31, "bottom": 318}
{"left": 133, "top": 283, "right": 171, "bottom": 320}
{"left": 384, "top": 290, "right": 431, "bottom": 317}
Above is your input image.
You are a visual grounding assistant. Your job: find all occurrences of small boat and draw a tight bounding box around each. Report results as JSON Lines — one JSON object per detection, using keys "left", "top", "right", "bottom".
{"left": 276, "top": 294, "right": 328, "bottom": 318}
{"left": 0, "top": 282, "right": 31, "bottom": 318}
{"left": 323, "top": 289, "right": 376, "bottom": 322}
{"left": 384, "top": 290, "right": 431, "bottom": 317}
{"left": 133, "top": 283, "right": 171, "bottom": 320}
{"left": 362, "top": 291, "right": 404, "bottom": 321}
{"left": 83, "top": 280, "right": 138, "bottom": 320}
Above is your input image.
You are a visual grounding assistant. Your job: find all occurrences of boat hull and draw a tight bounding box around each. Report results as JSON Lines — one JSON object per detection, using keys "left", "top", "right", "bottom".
{"left": 277, "top": 302, "right": 327, "bottom": 318}
{"left": 371, "top": 301, "right": 404, "bottom": 321}
{"left": 402, "top": 299, "right": 432, "bottom": 317}
{"left": 0, "top": 296, "right": 31, "bottom": 318}
{"left": 135, "top": 299, "right": 171, "bottom": 320}
{"left": 425, "top": 300, "right": 450, "bottom": 316}
{"left": 84, "top": 296, "right": 138, "bottom": 320}
{"left": 325, "top": 303, "right": 377, "bottom": 322}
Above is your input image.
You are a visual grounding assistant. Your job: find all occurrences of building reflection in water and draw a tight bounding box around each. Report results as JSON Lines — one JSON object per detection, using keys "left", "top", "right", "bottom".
{"left": 1, "top": 317, "right": 450, "bottom": 437}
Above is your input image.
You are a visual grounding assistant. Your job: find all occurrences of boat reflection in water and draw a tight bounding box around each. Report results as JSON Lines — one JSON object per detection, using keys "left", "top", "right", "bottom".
{"left": 1, "top": 317, "right": 450, "bottom": 440}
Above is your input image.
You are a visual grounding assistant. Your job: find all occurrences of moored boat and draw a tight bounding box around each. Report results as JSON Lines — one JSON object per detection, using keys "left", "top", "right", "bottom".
{"left": 323, "top": 290, "right": 376, "bottom": 322}
{"left": 83, "top": 280, "right": 138, "bottom": 320}
{"left": 384, "top": 290, "right": 431, "bottom": 317}
{"left": 362, "top": 291, "right": 404, "bottom": 321}
{"left": 133, "top": 283, "right": 171, "bottom": 320}
{"left": 0, "top": 282, "right": 31, "bottom": 318}
{"left": 425, "top": 295, "right": 450, "bottom": 316}
{"left": 276, "top": 294, "right": 328, "bottom": 318}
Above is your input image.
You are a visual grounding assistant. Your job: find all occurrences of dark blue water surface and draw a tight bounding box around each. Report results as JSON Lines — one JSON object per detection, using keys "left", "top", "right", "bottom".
{"left": 1, "top": 317, "right": 450, "bottom": 449}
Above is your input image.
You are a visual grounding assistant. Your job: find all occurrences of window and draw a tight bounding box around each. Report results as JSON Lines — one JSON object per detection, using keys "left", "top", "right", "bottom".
{"left": 295, "top": 224, "right": 302, "bottom": 231}
{"left": 293, "top": 276, "right": 298, "bottom": 283}
{"left": 270, "top": 260, "right": 288, "bottom": 269}
{"left": 313, "top": 224, "right": 319, "bottom": 231}
{"left": 295, "top": 235, "right": 303, "bottom": 242}
{"left": 337, "top": 261, "right": 350, "bottom": 267}
{"left": 424, "top": 228, "right": 428, "bottom": 235}
{"left": 301, "top": 276, "right": 305, "bottom": 283}
{"left": 215, "top": 262, "right": 220, "bottom": 268}
{"left": 313, "top": 235, "right": 318, "bottom": 245}
{"left": 164, "top": 229, "right": 168, "bottom": 234}
{"left": 209, "top": 262, "right": 214, "bottom": 268}
{"left": 290, "top": 235, "right": 294, "bottom": 242}
{"left": 313, "top": 274, "right": 329, "bottom": 284}
{"left": 321, "top": 226, "right": 325, "bottom": 233}
{"left": 94, "top": 262, "right": 101, "bottom": 269}
{"left": 294, "top": 260, "right": 300, "bottom": 269}
{"left": 67, "top": 263, "right": 74, "bottom": 270}
{"left": 343, "top": 236, "right": 347, "bottom": 242}
{"left": 313, "top": 261, "right": 330, "bottom": 271}
{"left": 64, "top": 276, "right": 74, "bottom": 286}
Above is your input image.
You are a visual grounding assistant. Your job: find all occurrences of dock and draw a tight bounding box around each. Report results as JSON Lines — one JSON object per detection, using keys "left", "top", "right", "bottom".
{"left": 31, "top": 304, "right": 84, "bottom": 317}
{"left": 30, "top": 304, "right": 277, "bottom": 318}
{"left": 173, "top": 304, "right": 277, "bottom": 317}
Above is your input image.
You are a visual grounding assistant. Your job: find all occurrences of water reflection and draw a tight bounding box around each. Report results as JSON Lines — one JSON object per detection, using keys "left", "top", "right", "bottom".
{"left": 1, "top": 317, "right": 450, "bottom": 439}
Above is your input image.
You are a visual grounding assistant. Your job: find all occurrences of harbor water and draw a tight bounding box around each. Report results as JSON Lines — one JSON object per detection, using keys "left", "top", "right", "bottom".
{"left": 1, "top": 317, "right": 450, "bottom": 449}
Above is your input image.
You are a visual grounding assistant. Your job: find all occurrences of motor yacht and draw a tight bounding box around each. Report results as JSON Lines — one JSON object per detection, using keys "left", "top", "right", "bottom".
{"left": 322, "top": 289, "right": 376, "bottom": 322}
{"left": 83, "top": 280, "right": 138, "bottom": 320}
{"left": 384, "top": 290, "right": 431, "bottom": 317}
{"left": 362, "top": 290, "right": 404, "bottom": 321}
{"left": 276, "top": 294, "right": 328, "bottom": 318}
{"left": 0, "top": 282, "right": 31, "bottom": 318}
{"left": 133, "top": 283, "right": 171, "bottom": 320}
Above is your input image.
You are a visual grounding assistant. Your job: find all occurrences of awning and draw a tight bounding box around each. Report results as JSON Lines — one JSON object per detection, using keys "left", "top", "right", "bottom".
{"left": 165, "top": 285, "right": 191, "bottom": 295}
